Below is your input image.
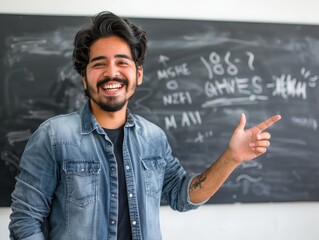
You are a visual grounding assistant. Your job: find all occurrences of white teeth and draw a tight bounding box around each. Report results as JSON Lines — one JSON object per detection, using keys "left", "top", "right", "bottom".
{"left": 103, "top": 84, "right": 121, "bottom": 90}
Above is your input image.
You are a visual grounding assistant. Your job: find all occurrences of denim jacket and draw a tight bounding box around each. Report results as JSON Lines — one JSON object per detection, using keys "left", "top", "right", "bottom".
{"left": 9, "top": 101, "right": 203, "bottom": 240}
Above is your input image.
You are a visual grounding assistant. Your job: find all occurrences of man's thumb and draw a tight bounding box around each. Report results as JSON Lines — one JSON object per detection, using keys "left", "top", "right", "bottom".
{"left": 236, "top": 113, "right": 246, "bottom": 130}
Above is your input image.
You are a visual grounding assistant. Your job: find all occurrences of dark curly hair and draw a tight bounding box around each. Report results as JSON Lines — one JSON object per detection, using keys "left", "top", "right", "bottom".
{"left": 73, "top": 11, "right": 148, "bottom": 77}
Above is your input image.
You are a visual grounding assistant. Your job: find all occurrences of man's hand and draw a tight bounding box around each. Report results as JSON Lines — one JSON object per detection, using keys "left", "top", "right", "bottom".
{"left": 229, "top": 113, "right": 281, "bottom": 163}
{"left": 189, "top": 113, "right": 281, "bottom": 203}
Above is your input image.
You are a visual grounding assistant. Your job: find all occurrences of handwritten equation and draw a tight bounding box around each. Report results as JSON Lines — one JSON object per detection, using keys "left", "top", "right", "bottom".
{"left": 154, "top": 50, "right": 318, "bottom": 136}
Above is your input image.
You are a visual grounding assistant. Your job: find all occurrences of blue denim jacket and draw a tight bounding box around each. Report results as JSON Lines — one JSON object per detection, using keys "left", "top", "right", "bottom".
{"left": 9, "top": 101, "right": 203, "bottom": 240}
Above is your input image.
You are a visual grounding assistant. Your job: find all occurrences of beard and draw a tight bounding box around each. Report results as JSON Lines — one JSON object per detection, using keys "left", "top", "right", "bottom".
{"left": 91, "top": 95, "right": 127, "bottom": 112}
{"left": 85, "top": 76, "right": 135, "bottom": 112}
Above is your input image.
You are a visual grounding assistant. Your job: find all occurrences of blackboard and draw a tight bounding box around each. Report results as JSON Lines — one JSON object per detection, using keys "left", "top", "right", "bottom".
{"left": 1, "top": 14, "right": 319, "bottom": 206}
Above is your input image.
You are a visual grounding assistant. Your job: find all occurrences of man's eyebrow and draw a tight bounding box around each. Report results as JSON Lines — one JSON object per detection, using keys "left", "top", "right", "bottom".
{"left": 115, "top": 54, "right": 133, "bottom": 60}
{"left": 90, "top": 56, "right": 106, "bottom": 63}
{"left": 90, "top": 54, "right": 133, "bottom": 63}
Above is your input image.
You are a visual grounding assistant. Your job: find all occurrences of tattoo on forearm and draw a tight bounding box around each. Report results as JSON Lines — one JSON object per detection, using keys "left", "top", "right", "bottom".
{"left": 191, "top": 174, "right": 207, "bottom": 190}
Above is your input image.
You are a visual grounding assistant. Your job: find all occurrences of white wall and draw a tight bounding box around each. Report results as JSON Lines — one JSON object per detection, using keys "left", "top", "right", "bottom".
{"left": 1, "top": 1, "right": 319, "bottom": 239}
{"left": 160, "top": 202, "right": 319, "bottom": 240}
{"left": 1, "top": 202, "right": 319, "bottom": 240}
{"left": 2, "top": 0, "right": 319, "bottom": 24}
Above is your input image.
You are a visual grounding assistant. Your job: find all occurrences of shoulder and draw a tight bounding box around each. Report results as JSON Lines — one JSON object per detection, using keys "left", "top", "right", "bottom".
{"left": 131, "top": 114, "right": 167, "bottom": 140}
{"left": 41, "top": 111, "right": 79, "bottom": 126}
{"left": 39, "top": 111, "right": 81, "bottom": 135}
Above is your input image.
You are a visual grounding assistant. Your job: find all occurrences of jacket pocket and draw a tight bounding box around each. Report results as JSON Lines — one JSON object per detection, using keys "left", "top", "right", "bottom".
{"left": 141, "top": 156, "right": 166, "bottom": 198}
{"left": 63, "top": 160, "right": 100, "bottom": 207}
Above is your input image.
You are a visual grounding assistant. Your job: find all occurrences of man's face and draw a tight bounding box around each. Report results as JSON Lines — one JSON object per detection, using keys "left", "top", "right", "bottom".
{"left": 83, "top": 36, "right": 143, "bottom": 112}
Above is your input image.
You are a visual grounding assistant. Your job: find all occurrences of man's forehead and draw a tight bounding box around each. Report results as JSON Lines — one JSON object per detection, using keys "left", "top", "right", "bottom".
{"left": 89, "top": 37, "right": 133, "bottom": 59}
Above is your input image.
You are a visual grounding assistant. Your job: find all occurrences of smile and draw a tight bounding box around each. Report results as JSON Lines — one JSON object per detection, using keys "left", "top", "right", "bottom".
{"left": 102, "top": 83, "right": 123, "bottom": 90}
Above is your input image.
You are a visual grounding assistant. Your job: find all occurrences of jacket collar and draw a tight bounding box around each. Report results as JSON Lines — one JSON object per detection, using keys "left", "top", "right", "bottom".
{"left": 80, "top": 100, "right": 135, "bottom": 134}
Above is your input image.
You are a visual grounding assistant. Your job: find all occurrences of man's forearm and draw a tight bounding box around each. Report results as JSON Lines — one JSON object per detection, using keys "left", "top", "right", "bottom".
{"left": 189, "top": 148, "right": 240, "bottom": 203}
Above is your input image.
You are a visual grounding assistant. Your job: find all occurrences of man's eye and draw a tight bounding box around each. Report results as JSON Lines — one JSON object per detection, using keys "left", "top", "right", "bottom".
{"left": 92, "top": 62, "right": 105, "bottom": 67}
{"left": 118, "top": 61, "right": 129, "bottom": 65}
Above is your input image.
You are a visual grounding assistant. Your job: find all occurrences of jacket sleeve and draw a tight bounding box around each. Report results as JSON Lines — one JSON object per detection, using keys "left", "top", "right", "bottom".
{"left": 160, "top": 134, "right": 207, "bottom": 212}
{"left": 9, "top": 123, "right": 57, "bottom": 240}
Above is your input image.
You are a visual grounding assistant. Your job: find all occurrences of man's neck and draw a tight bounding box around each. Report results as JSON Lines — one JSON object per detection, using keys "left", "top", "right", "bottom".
{"left": 90, "top": 100, "right": 127, "bottom": 129}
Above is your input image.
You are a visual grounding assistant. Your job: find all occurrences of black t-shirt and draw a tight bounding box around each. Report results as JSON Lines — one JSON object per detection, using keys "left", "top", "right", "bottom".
{"left": 104, "top": 126, "right": 132, "bottom": 240}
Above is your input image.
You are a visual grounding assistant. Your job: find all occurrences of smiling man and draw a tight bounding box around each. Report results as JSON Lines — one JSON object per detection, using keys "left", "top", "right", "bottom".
{"left": 9, "top": 11, "right": 281, "bottom": 240}
{"left": 83, "top": 36, "right": 143, "bottom": 129}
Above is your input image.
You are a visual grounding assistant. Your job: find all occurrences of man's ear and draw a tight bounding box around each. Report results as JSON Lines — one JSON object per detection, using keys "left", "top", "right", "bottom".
{"left": 82, "top": 76, "right": 87, "bottom": 90}
{"left": 137, "top": 66, "right": 143, "bottom": 86}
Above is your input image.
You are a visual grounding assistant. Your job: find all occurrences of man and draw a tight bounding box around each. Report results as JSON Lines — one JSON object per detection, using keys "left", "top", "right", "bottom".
{"left": 9, "top": 11, "right": 281, "bottom": 240}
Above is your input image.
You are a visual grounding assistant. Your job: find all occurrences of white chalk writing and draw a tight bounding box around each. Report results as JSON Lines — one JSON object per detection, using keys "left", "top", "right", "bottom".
{"left": 164, "top": 111, "right": 202, "bottom": 130}
{"left": 163, "top": 91, "right": 192, "bottom": 106}
{"left": 272, "top": 74, "right": 307, "bottom": 99}
{"left": 157, "top": 63, "right": 191, "bottom": 80}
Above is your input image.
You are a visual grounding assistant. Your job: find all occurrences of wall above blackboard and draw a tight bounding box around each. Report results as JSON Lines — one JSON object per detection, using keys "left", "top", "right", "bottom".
{"left": 0, "top": 14, "right": 318, "bottom": 206}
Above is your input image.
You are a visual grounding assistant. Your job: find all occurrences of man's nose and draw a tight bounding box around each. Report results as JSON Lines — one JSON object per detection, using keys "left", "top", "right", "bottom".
{"left": 103, "top": 63, "right": 119, "bottom": 78}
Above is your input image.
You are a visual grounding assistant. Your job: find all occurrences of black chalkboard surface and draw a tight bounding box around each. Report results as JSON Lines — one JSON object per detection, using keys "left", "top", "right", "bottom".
{"left": 1, "top": 14, "right": 319, "bottom": 206}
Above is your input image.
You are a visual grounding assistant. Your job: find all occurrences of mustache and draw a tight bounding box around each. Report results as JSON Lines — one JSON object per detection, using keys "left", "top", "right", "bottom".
{"left": 96, "top": 77, "right": 128, "bottom": 89}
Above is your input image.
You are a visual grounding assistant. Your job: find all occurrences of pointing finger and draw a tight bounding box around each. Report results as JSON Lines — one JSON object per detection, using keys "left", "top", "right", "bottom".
{"left": 256, "top": 115, "right": 281, "bottom": 131}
